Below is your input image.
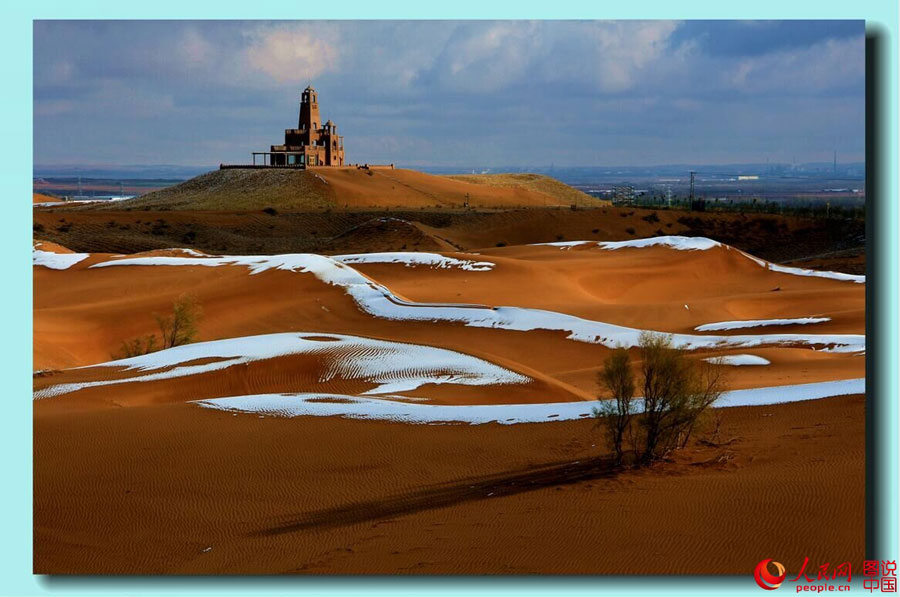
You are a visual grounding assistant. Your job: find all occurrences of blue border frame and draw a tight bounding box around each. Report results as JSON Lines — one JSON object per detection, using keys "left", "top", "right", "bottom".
{"left": 5, "top": 2, "right": 897, "bottom": 595}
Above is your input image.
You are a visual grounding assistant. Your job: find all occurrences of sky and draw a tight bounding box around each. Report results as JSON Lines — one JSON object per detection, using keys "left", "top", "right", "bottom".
{"left": 33, "top": 20, "right": 865, "bottom": 169}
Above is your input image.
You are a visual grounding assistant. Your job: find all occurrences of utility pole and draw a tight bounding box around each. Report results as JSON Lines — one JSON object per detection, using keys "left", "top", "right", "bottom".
{"left": 688, "top": 171, "right": 696, "bottom": 211}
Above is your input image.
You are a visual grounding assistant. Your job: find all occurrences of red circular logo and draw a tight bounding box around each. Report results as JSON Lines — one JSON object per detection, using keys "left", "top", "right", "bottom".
{"left": 754, "top": 559, "right": 787, "bottom": 590}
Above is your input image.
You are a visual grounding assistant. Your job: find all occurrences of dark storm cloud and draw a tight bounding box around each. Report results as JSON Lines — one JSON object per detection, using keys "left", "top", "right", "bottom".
{"left": 33, "top": 20, "right": 864, "bottom": 168}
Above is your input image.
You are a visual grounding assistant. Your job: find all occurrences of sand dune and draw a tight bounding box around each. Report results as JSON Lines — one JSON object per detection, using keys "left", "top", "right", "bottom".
{"left": 34, "top": 237, "right": 864, "bottom": 392}
{"left": 33, "top": 192, "right": 60, "bottom": 204}
{"left": 33, "top": 234, "right": 865, "bottom": 574}
{"left": 120, "top": 168, "right": 597, "bottom": 211}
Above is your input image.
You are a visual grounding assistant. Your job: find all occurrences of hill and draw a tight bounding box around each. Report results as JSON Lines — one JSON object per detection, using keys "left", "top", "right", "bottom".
{"left": 445, "top": 173, "right": 592, "bottom": 207}
{"left": 114, "top": 167, "right": 598, "bottom": 211}
{"left": 33, "top": 192, "right": 60, "bottom": 204}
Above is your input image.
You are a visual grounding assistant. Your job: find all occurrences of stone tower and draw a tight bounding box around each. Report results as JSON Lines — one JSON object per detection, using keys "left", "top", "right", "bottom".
{"left": 298, "top": 86, "right": 321, "bottom": 131}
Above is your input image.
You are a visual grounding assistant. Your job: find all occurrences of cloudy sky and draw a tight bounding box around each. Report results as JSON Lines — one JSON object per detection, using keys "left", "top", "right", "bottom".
{"left": 33, "top": 20, "right": 865, "bottom": 168}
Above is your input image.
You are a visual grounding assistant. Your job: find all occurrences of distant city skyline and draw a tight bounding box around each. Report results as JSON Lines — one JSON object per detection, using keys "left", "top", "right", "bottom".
{"left": 33, "top": 20, "right": 865, "bottom": 169}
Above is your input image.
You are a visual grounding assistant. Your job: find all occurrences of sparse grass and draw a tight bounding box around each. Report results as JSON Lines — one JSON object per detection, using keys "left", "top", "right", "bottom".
{"left": 117, "top": 169, "right": 333, "bottom": 211}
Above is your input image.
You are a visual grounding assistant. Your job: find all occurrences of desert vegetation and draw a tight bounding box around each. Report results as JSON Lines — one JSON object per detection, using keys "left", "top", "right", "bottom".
{"left": 594, "top": 332, "right": 725, "bottom": 467}
{"left": 115, "top": 294, "right": 202, "bottom": 358}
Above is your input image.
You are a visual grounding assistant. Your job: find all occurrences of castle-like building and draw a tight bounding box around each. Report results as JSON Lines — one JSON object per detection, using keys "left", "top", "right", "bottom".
{"left": 252, "top": 86, "right": 344, "bottom": 167}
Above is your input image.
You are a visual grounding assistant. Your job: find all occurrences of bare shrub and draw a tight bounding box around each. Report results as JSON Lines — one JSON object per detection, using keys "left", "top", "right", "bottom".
{"left": 156, "top": 295, "right": 203, "bottom": 349}
{"left": 594, "top": 333, "right": 726, "bottom": 467}
{"left": 635, "top": 332, "right": 725, "bottom": 464}
{"left": 593, "top": 347, "right": 636, "bottom": 467}
{"left": 114, "top": 335, "right": 158, "bottom": 359}
{"left": 113, "top": 295, "right": 203, "bottom": 358}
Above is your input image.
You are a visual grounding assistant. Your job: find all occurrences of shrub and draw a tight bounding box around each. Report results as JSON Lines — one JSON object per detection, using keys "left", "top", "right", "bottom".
{"left": 625, "top": 227, "right": 636, "bottom": 235}
{"left": 114, "top": 335, "right": 158, "bottom": 359}
{"left": 262, "top": 207, "right": 278, "bottom": 216}
{"left": 593, "top": 347, "right": 635, "bottom": 467}
{"left": 113, "top": 295, "right": 203, "bottom": 359}
{"left": 635, "top": 332, "right": 725, "bottom": 464}
{"left": 594, "top": 332, "right": 725, "bottom": 467}
{"left": 156, "top": 294, "right": 203, "bottom": 349}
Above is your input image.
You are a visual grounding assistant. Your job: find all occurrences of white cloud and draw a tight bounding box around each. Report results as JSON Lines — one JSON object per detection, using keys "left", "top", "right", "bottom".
{"left": 726, "top": 36, "right": 863, "bottom": 93}
{"left": 244, "top": 24, "right": 339, "bottom": 84}
{"left": 584, "top": 21, "right": 681, "bottom": 93}
{"left": 425, "top": 22, "right": 542, "bottom": 93}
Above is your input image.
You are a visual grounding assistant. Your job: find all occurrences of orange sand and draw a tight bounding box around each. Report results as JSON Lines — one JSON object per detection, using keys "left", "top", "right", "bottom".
{"left": 33, "top": 238, "right": 865, "bottom": 574}
{"left": 34, "top": 395, "right": 863, "bottom": 574}
{"left": 33, "top": 192, "right": 60, "bottom": 203}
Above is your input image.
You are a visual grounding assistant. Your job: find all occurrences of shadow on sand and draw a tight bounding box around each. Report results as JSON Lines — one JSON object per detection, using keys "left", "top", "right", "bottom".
{"left": 252, "top": 457, "right": 617, "bottom": 537}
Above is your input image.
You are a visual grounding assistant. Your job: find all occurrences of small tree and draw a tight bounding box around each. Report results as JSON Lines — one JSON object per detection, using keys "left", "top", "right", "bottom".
{"left": 636, "top": 332, "right": 725, "bottom": 464}
{"left": 112, "top": 295, "right": 203, "bottom": 359}
{"left": 155, "top": 294, "right": 202, "bottom": 349}
{"left": 593, "top": 347, "right": 636, "bottom": 467}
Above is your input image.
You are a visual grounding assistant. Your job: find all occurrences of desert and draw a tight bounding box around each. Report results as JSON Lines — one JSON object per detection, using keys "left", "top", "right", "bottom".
{"left": 31, "top": 19, "right": 869, "bottom": 579}
{"left": 33, "top": 199, "right": 864, "bottom": 573}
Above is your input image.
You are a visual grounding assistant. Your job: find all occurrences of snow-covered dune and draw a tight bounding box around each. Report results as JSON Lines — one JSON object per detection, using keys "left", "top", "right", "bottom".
{"left": 86, "top": 251, "right": 865, "bottom": 354}
{"left": 532, "top": 235, "right": 865, "bottom": 284}
{"left": 33, "top": 332, "right": 531, "bottom": 400}
{"left": 195, "top": 377, "right": 865, "bottom": 425}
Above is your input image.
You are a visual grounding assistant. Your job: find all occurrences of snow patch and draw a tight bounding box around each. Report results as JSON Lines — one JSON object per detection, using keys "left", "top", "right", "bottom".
{"left": 598, "top": 236, "right": 723, "bottom": 251}
{"left": 695, "top": 317, "right": 832, "bottom": 332}
{"left": 194, "top": 378, "right": 864, "bottom": 424}
{"left": 739, "top": 251, "right": 865, "bottom": 284}
{"left": 531, "top": 241, "right": 593, "bottom": 249}
{"left": 33, "top": 332, "right": 531, "bottom": 400}
{"left": 703, "top": 354, "right": 771, "bottom": 366}
{"left": 33, "top": 248, "right": 89, "bottom": 270}
{"left": 334, "top": 252, "right": 494, "bottom": 271}
{"left": 532, "top": 235, "right": 864, "bottom": 283}
{"left": 532, "top": 236, "right": 721, "bottom": 251}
